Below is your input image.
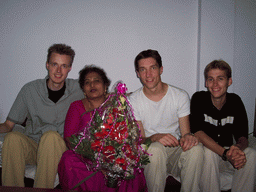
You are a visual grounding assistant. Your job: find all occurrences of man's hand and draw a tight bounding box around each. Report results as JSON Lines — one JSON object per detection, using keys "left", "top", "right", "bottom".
{"left": 180, "top": 133, "right": 199, "bottom": 151}
{"left": 151, "top": 133, "right": 179, "bottom": 147}
{"left": 0, "top": 120, "right": 15, "bottom": 133}
{"left": 227, "top": 145, "right": 247, "bottom": 170}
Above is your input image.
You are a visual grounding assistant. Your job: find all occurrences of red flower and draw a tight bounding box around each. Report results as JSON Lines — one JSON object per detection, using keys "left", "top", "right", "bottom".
{"left": 107, "top": 113, "right": 114, "bottom": 124}
{"left": 112, "top": 108, "right": 120, "bottom": 117}
{"left": 115, "top": 157, "right": 127, "bottom": 170}
{"left": 91, "top": 140, "right": 102, "bottom": 152}
{"left": 110, "top": 130, "right": 128, "bottom": 144}
{"left": 122, "top": 144, "right": 135, "bottom": 159}
{"left": 69, "top": 83, "right": 150, "bottom": 181}
{"left": 100, "top": 123, "right": 113, "bottom": 138}
{"left": 114, "top": 121, "right": 126, "bottom": 129}
{"left": 102, "top": 123, "right": 112, "bottom": 132}
{"left": 103, "top": 145, "right": 116, "bottom": 161}
{"left": 122, "top": 144, "right": 132, "bottom": 154}
{"left": 94, "top": 132, "right": 105, "bottom": 140}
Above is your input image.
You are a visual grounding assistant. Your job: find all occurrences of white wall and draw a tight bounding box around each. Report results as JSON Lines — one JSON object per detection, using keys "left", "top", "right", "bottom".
{"left": 198, "top": 0, "right": 235, "bottom": 92}
{"left": 0, "top": 0, "right": 255, "bottom": 133}
{"left": 198, "top": 0, "right": 256, "bottom": 133}
{"left": 0, "top": 0, "right": 198, "bottom": 120}
{"left": 233, "top": 0, "right": 256, "bottom": 134}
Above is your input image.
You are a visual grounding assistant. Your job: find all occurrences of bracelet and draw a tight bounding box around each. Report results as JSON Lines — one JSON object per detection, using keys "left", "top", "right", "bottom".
{"left": 183, "top": 133, "right": 194, "bottom": 137}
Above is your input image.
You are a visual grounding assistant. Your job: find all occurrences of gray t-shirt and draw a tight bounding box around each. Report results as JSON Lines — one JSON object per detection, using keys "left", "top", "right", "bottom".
{"left": 7, "top": 76, "right": 84, "bottom": 143}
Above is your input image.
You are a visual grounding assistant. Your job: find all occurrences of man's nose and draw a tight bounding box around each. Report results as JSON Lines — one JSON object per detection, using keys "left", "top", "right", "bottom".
{"left": 57, "top": 66, "right": 61, "bottom": 72}
{"left": 146, "top": 70, "right": 151, "bottom": 77}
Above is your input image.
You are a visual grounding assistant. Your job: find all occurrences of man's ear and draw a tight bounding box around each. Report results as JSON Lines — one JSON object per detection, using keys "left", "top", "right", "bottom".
{"left": 160, "top": 66, "right": 163, "bottom": 75}
{"left": 205, "top": 80, "right": 208, "bottom": 88}
{"left": 136, "top": 70, "right": 140, "bottom": 78}
{"left": 46, "top": 62, "right": 49, "bottom": 70}
{"left": 228, "top": 77, "right": 232, "bottom": 86}
{"left": 68, "top": 66, "right": 72, "bottom": 73}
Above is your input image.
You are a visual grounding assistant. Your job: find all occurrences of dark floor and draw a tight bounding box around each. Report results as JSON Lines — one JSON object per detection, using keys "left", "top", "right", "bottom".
{"left": 0, "top": 169, "right": 231, "bottom": 192}
{"left": 164, "top": 176, "right": 231, "bottom": 192}
{"left": 165, "top": 176, "right": 181, "bottom": 192}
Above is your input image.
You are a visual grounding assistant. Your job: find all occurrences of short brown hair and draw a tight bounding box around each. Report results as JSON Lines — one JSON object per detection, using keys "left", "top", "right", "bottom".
{"left": 47, "top": 44, "right": 75, "bottom": 66}
{"left": 134, "top": 49, "right": 162, "bottom": 72}
{"left": 204, "top": 59, "right": 232, "bottom": 80}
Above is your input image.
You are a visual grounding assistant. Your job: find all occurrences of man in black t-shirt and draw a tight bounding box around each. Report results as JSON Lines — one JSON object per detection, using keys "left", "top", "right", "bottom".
{"left": 190, "top": 59, "right": 256, "bottom": 192}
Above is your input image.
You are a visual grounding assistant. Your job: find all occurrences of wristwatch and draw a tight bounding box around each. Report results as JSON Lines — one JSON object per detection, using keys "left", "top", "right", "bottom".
{"left": 221, "top": 148, "right": 229, "bottom": 161}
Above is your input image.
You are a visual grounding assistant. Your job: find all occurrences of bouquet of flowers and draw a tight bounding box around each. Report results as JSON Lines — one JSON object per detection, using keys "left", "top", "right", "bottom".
{"left": 67, "top": 82, "right": 150, "bottom": 188}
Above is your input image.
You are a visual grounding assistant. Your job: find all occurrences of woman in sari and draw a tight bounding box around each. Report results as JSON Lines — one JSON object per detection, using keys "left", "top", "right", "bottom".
{"left": 58, "top": 65, "right": 148, "bottom": 192}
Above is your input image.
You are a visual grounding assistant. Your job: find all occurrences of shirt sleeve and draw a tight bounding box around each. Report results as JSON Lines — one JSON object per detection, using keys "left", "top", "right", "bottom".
{"left": 233, "top": 95, "right": 248, "bottom": 141}
{"left": 127, "top": 93, "right": 141, "bottom": 121}
{"left": 190, "top": 92, "right": 205, "bottom": 133}
{"left": 177, "top": 90, "right": 190, "bottom": 118}
{"left": 64, "top": 102, "right": 82, "bottom": 138}
{"left": 7, "top": 85, "right": 29, "bottom": 124}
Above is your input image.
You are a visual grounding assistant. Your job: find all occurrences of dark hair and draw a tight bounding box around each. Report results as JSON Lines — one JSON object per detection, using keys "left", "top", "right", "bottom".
{"left": 79, "top": 65, "right": 111, "bottom": 92}
{"left": 47, "top": 44, "right": 75, "bottom": 66}
{"left": 134, "top": 49, "right": 162, "bottom": 71}
{"left": 204, "top": 59, "right": 232, "bottom": 80}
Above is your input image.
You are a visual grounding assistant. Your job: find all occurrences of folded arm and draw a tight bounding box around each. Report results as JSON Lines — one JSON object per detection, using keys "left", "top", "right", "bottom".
{"left": 137, "top": 115, "right": 198, "bottom": 151}
{"left": 195, "top": 130, "right": 247, "bottom": 169}
{"left": 136, "top": 120, "right": 179, "bottom": 147}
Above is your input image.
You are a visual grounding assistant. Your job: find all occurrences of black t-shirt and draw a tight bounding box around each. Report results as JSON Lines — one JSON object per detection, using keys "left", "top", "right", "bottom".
{"left": 190, "top": 91, "right": 248, "bottom": 147}
{"left": 47, "top": 83, "right": 66, "bottom": 103}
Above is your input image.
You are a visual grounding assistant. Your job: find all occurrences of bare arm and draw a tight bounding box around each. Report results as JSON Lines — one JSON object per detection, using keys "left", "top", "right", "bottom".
{"left": 234, "top": 136, "right": 248, "bottom": 151}
{"left": 137, "top": 121, "right": 179, "bottom": 147}
{"left": 179, "top": 115, "right": 198, "bottom": 151}
{"left": 195, "top": 130, "right": 246, "bottom": 169}
{"left": 136, "top": 121, "right": 145, "bottom": 140}
{"left": 0, "top": 120, "right": 15, "bottom": 133}
{"left": 227, "top": 137, "right": 248, "bottom": 161}
{"left": 195, "top": 130, "right": 225, "bottom": 156}
{"left": 179, "top": 115, "right": 190, "bottom": 137}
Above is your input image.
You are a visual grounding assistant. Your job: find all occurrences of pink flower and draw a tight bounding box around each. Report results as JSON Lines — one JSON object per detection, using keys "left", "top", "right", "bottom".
{"left": 117, "top": 83, "right": 127, "bottom": 95}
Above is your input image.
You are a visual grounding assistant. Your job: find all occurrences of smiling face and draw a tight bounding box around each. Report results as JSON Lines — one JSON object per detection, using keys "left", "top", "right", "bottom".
{"left": 206, "top": 68, "right": 232, "bottom": 101}
{"left": 46, "top": 52, "right": 72, "bottom": 90}
{"left": 83, "top": 72, "right": 106, "bottom": 100}
{"left": 136, "top": 57, "right": 163, "bottom": 91}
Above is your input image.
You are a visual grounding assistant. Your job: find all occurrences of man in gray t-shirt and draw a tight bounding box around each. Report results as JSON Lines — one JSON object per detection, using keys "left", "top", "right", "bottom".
{"left": 0, "top": 44, "right": 83, "bottom": 188}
